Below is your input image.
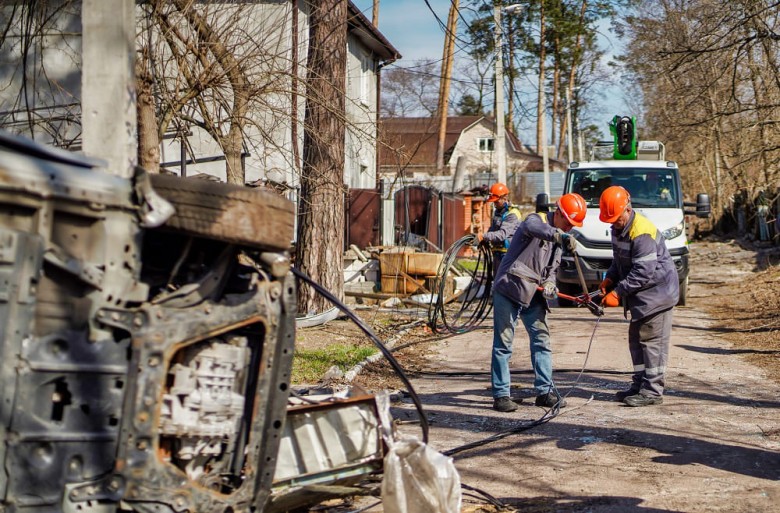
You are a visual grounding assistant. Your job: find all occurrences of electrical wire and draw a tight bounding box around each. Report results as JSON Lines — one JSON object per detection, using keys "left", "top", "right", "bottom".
{"left": 292, "top": 267, "right": 429, "bottom": 444}
{"left": 428, "top": 234, "right": 494, "bottom": 334}
{"left": 292, "top": 249, "right": 604, "bottom": 506}
{"left": 461, "top": 483, "right": 509, "bottom": 510}
{"left": 440, "top": 304, "right": 603, "bottom": 459}
{"left": 442, "top": 400, "right": 561, "bottom": 458}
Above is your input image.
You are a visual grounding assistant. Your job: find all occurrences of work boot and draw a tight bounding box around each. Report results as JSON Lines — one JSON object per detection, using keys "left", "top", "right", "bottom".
{"left": 492, "top": 396, "right": 519, "bottom": 412}
{"left": 614, "top": 388, "right": 640, "bottom": 402}
{"left": 535, "top": 392, "right": 567, "bottom": 408}
{"left": 624, "top": 393, "right": 663, "bottom": 407}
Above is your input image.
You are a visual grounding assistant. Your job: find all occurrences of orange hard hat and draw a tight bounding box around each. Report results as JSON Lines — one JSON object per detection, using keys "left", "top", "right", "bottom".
{"left": 487, "top": 182, "right": 510, "bottom": 202}
{"left": 557, "top": 193, "right": 587, "bottom": 227}
{"left": 599, "top": 186, "right": 631, "bottom": 223}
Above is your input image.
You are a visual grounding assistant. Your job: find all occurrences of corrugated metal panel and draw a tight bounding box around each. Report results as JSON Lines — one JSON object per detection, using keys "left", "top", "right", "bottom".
{"left": 273, "top": 396, "right": 382, "bottom": 487}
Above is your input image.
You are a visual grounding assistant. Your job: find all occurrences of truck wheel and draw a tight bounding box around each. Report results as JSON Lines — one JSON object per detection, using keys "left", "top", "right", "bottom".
{"left": 149, "top": 174, "right": 294, "bottom": 251}
{"left": 677, "top": 276, "right": 688, "bottom": 306}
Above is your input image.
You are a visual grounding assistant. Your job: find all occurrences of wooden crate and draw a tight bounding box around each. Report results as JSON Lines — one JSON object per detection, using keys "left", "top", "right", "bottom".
{"left": 378, "top": 252, "right": 409, "bottom": 275}
{"left": 406, "top": 252, "right": 443, "bottom": 276}
{"left": 381, "top": 275, "right": 425, "bottom": 295}
{"left": 424, "top": 275, "right": 454, "bottom": 298}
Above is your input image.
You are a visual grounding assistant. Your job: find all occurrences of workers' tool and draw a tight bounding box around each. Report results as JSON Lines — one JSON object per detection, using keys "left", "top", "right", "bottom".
{"left": 538, "top": 286, "right": 604, "bottom": 317}
{"left": 571, "top": 248, "right": 590, "bottom": 297}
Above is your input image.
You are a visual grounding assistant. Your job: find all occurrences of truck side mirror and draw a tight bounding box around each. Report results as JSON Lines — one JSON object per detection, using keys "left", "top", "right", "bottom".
{"left": 684, "top": 193, "right": 710, "bottom": 218}
{"left": 695, "top": 193, "right": 710, "bottom": 218}
{"left": 536, "top": 193, "right": 550, "bottom": 213}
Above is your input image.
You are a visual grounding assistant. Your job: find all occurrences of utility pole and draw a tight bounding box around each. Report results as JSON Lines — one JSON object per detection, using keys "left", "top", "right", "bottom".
{"left": 436, "top": 1, "right": 458, "bottom": 175}
{"left": 566, "top": 88, "right": 574, "bottom": 163}
{"left": 493, "top": 4, "right": 523, "bottom": 186}
{"left": 493, "top": 4, "right": 506, "bottom": 185}
{"left": 82, "top": 0, "right": 136, "bottom": 178}
{"left": 542, "top": 104, "right": 550, "bottom": 196}
{"left": 372, "top": 0, "right": 379, "bottom": 26}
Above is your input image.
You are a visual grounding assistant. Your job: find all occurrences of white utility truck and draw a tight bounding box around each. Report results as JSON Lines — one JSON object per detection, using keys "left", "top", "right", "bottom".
{"left": 539, "top": 117, "right": 711, "bottom": 306}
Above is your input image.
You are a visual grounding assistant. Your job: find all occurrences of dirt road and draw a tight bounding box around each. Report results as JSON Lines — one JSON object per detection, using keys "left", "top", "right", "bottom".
{"left": 350, "top": 240, "right": 780, "bottom": 512}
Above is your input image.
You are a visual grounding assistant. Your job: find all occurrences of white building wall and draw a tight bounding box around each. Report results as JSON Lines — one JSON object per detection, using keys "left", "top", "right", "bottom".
{"left": 448, "top": 121, "right": 533, "bottom": 178}
{"left": 158, "top": 1, "right": 308, "bottom": 187}
{"left": 1, "top": 1, "right": 382, "bottom": 192}
{"left": 0, "top": 1, "right": 83, "bottom": 144}
{"left": 345, "top": 37, "right": 378, "bottom": 189}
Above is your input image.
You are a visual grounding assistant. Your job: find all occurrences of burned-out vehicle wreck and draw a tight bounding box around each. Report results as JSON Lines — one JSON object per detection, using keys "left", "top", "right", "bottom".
{"left": 0, "top": 132, "right": 387, "bottom": 513}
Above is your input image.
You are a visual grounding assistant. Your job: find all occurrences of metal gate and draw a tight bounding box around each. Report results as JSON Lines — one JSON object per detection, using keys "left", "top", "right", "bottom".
{"left": 347, "top": 189, "right": 380, "bottom": 249}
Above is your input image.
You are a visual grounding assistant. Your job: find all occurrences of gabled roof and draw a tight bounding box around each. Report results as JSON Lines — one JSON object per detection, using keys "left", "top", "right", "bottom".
{"left": 378, "top": 116, "right": 482, "bottom": 170}
{"left": 348, "top": 2, "right": 401, "bottom": 64}
{"left": 378, "top": 116, "right": 538, "bottom": 170}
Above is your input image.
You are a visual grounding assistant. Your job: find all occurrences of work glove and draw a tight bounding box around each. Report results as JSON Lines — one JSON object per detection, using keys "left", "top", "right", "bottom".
{"left": 599, "top": 277, "right": 614, "bottom": 296}
{"left": 542, "top": 281, "right": 558, "bottom": 300}
{"left": 601, "top": 290, "right": 620, "bottom": 307}
{"left": 553, "top": 230, "right": 578, "bottom": 252}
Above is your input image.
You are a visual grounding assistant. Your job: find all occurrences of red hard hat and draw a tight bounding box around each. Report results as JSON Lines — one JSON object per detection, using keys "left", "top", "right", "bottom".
{"left": 599, "top": 186, "right": 631, "bottom": 223}
{"left": 487, "top": 182, "right": 510, "bottom": 202}
{"left": 557, "top": 193, "right": 586, "bottom": 227}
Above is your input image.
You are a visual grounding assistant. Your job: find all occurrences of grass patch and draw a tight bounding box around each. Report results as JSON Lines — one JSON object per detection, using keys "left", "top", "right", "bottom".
{"left": 455, "top": 257, "right": 487, "bottom": 273}
{"left": 292, "top": 344, "right": 377, "bottom": 384}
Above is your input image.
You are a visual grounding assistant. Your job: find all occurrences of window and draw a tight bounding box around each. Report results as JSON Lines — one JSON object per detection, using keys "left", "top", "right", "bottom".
{"left": 360, "top": 53, "right": 372, "bottom": 106}
{"left": 478, "top": 138, "right": 495, "bottom": 152}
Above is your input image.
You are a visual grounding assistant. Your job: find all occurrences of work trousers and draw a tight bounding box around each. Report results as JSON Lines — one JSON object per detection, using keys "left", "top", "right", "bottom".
{"left": 628, "top": 307, "right": 673, "bottom": 397}
{"left": 491, "top": 291, "right": 554, "bottom": 399}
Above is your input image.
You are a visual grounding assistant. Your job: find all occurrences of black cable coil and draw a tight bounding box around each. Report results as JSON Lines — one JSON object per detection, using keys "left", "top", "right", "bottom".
{"left": 428, "top": 234, "right": 494, "bottom": 334}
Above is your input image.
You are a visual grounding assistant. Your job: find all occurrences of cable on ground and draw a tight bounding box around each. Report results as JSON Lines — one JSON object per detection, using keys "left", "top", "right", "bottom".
{"left": 428, "top": 234, "right": 494, "bottom": 334}
{"left": 293, "top": 267, "right": 429, "bottom": 444}
{"left": 442, "top": 308, "right": 604, "bottom": 459}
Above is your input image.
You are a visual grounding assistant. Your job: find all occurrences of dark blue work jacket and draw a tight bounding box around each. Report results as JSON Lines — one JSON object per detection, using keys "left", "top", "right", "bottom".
{"left": 493, "top": 212, "right": 561, "bottom": 308}
{"left": 606, "top": 210, "right": 679, "bottom": 320}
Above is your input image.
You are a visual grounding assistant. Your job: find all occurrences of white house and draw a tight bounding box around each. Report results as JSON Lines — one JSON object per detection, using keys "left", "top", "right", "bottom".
{"left": 378, "top": 116, "right": 565, "bottom": 194}
{"left": 0, "top": 2, "right": 399, "bottom": 192}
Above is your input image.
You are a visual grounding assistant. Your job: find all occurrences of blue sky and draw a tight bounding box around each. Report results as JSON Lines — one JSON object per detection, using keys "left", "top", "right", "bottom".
{"left": 351, "top": 0, "right": 627, "bottom": 140}
{"left": 352, "top": 0, "right": 453, "bottom": 62}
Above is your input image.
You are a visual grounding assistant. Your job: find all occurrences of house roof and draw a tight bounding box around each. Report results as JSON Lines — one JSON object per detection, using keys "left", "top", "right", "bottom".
{"left": 378, "top": 116, "right": 540, "bottom": 171}
{"left": 348, "top": 2, "right": 401, "bottom": 64}
{"left": 378, "top": 117, "right": 480, "bottom": 170}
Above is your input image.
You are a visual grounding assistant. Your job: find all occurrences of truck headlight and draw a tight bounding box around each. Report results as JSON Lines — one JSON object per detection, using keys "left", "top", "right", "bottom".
{"left": 662, "top": 221, "right": 684, "bottom": 240}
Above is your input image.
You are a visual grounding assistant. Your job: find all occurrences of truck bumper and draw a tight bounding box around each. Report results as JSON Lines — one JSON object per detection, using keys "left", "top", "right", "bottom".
{"left": 557, "top": 247, "right": 689, "bottom": 288}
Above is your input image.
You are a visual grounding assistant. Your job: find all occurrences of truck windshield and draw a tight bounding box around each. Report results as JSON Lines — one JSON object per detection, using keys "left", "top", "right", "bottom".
{"left": 568, "top": 168, "right": 680, "bottom": 208}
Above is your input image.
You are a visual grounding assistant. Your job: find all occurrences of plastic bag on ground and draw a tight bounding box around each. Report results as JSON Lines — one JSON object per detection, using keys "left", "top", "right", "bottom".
{"left": 376, "top": 393, "right": 461, "bottom": 513}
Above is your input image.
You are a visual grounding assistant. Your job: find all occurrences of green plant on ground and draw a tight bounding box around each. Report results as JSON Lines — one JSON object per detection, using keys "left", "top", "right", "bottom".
{"left": 292, "top": 344, "right": 377, "bottom": 384}
{"left": 455, "top": 257, "right": 486, "bottom": 273}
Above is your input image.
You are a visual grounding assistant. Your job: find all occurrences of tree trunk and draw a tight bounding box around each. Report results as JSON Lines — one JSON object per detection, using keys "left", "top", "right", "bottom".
{"left": 171, "top": 0, "right": 248, "bottom": 184}
{"left": 536, "top": 3, "right": 546, "bottom": 156}
{"left": 551, "top": 33, "right": 560, "bottom": 151}
{"left": 296, "top": 0, "right": 348, "bottom": 316}
{"left": 136, "top": 45, "right": 160, "bottom": 173}
{"left": 505, "top": 15, "right": 517, "bottom": 135}
{"left": 436, "top": 1, "right": 458, "bottom": 175}
{"left": 557, "top": 0, "right": 588, "bottom": 161}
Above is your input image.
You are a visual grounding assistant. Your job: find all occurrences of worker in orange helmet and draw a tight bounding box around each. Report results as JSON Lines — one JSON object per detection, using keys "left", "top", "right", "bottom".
{"left": 489, "top": 192, "right": 586, "bottom": 412}
{"left": 477, "top": 182, "right": 522, "bottom": 274}
{"left": 598, "top": 185, "right": 679, "bottom": 407}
